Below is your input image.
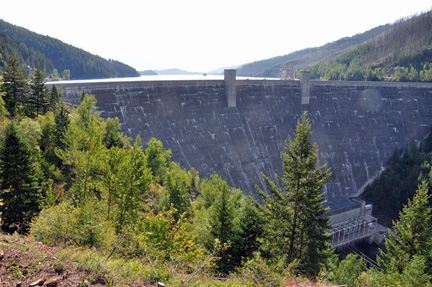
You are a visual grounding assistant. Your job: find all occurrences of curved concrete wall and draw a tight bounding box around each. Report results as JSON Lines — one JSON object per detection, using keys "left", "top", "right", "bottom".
{"left": 54, "top": 79, "right": 432, "bottom": 199}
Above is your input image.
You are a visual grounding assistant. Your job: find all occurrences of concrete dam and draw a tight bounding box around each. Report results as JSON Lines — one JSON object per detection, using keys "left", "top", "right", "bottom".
{"left": 54, "top": 71, "right": 432, "bottom": 199}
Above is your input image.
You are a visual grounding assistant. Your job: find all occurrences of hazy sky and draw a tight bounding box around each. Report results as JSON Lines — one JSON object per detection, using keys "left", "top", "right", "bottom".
{"left": 1, "top": 0, "right": 431, "bottom": 72}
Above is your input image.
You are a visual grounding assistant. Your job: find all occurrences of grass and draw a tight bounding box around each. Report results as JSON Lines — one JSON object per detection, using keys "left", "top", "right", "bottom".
{"left": 0, "top": 232, "right": 333, "bottom": 286}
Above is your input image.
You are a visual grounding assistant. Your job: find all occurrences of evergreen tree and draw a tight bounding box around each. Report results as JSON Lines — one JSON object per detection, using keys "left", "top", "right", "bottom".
{"left": 378, "top": 180, "right": 432, "bottom": 276}
{"left": 48, "top": 84, "right": 60, "bottom": 113}
{"left": 38, "top": 112, "right": 56, "bottom": 154}
{"left": 0, "top": 81, "right": 9, "bottom": 120}
{"left": 62, "top": 69, "right": 71, "bottom": 80}
{"left": 18, "top": 117, "right": 42, "bottom": 153}
{"left": 54, "top": 100, "right": 70, "bottom": 149}
{"left": 319, "top": 253, "right": 367, "bottom": 287}
{"left": 102, "top": 144, "right": 152, "bottom": 232}
{"left": 37, "top": 112, "right": 63, "bottom": 183}
{"left": 193, "top": 174, "right": 245, "bottom": 273}
{"left": 134, "top": 134, "right": 143, "bottom": 150}
{"left": 144, "top": 138, "right": 172, "bottom": 183}
{"left": 0, "top": 121, "right": 43, "bottom": 233}
{"left": 161, "top": 162, "right": 192, "bottom": 221}
{"left": 2, "top": 53, "right": 28, "bottom": 116}
{"left": 103, "top": 117, "right": 123, "bottom": 149}
{"left": 56, "top": 94, "right": 105, "bottom": 203}
{"left": 256, "top": 111, "right": 332, "bottom": 275}
{"left": 186, "top": 167, "right": 200, "bottom": 199}
{"left": 197, "top": 174, "right": 229, "bottom": 209}
{"left": 52, "top": 69, "right": 59, "bottom": 80}
{"left": 28, "top": 64, "right": 48, "bottom": 117}
{"left": 210, "top": 178, "right": 233, "bottom": 248}
{"left": 230, "top": 195, "right": 264, "bottom": 268}
{"left": 208, "top": 175, "right": 239, "bottom": 273}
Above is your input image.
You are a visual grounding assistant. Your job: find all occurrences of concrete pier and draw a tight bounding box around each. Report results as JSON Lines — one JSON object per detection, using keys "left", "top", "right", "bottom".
{"left": 224, "top": 69, "right": 237, "bottom": 107}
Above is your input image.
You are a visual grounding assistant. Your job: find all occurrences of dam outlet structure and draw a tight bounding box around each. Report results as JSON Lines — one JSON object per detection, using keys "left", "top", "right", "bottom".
{"left": 51, "top": 71, "right": 432, "bottom": 202}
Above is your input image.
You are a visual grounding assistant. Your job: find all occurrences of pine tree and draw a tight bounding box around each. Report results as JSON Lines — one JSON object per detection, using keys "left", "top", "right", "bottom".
{"left": 198, "top": 174, "right": 228, "bottom": 209}
{"left": 62, "top": 69, "right": 71, "bottom": 80}
{"left": 56, "top": 94, "right": 105, "bottom": 203}
{"left": 28, "top": 65, "right": 48, "bottom": 117}
{"left": 54, "top": 100, "right": 70, "bottom": 149}
{"left": 103, "top": 117, "right": 123, "bottom": 149}
{"left": 256, "top": 111, "right": 332, "bottom": 275}
{"left": 134, "top": 134, "right": 143, "bottom": 150}
{"left": 208, "top": 176, "right": 239, "bottom": 273}
{"left": 2, "top": 53, "right": 28, "bottom": 116}
{"left": 230, "top": 195, "right": 264, "bottom": 268}
{"left": 320, "top": 253, "right": 367, "bottom": 287}
{"left": 144, "top": 138, "right": 172, "bottom": 183}
{"left": 0, "top": 82, "right": 9, "bottom": 120}
{"left": 48, "top": 84, "right": 60, "bottom": 113}
{"left": 102, "top": 144, "right": 152, "bottom": 232}
{"left": 162, "top": 162, "right": 192, "bottom": 221}
{"left": 378, "top": 180, "right": 432, "bottom": 275}
{"left": 0, "top": 121, "right": 43, "bottom": 233}
{"left": 193, "top": 174, "right": 248, "bottom": 272}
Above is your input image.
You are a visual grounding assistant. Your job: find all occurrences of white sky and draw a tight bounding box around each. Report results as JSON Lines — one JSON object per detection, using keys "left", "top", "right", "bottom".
{"left": 1, "top": 0, "right": 431, "bottom": 72}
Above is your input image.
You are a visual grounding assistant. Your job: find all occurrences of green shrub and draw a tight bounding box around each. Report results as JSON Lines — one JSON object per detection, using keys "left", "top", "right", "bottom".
{"left": 319, "top": 254, "right": 366, "bottom": 287}
{"left": 31, "top": 201, "right": 78, "bottom": 245}
{"left": 231, "top": 251, "right": 287, "bottom": 287}
{"left": 30, "top": 200, "right": 115, "bottom": 247}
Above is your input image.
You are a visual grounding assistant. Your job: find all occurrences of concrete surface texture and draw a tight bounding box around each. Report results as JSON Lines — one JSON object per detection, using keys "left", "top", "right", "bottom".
{"left": 55, "top": 76, "right": 432, "bottom": 199}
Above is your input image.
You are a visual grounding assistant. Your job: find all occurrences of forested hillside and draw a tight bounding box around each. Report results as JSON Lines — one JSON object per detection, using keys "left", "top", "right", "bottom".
{"left": 237, "top": 24, "right": 391, "bottom": 77}
{"left": 309, "top": 11, "right": 432, "bottom": 81}
{"left": 361, "top": 129, "right": 432, "bottom": 226}
{"left": 238, "top": 10, "right": 432, "bottom": 81}
{"left": 0, "top": 31, "right": 53, "bottom": 74}
{"left": 0, "top": 19, "right": 139, "bottom": 80}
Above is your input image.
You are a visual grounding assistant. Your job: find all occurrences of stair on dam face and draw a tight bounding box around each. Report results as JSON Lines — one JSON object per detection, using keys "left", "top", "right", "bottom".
{"left": 53, "top": 76, "right": 432, "bottom": 199}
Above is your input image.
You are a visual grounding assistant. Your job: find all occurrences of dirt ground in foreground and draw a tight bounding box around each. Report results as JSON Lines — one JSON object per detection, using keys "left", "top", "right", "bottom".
{"left": 0, "top": 234, "right": 108, "bottom": 287}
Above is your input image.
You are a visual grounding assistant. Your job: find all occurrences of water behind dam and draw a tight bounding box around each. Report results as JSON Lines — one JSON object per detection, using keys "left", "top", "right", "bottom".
{"left": 48, "top": 75, "right": 279, "bottom": 85}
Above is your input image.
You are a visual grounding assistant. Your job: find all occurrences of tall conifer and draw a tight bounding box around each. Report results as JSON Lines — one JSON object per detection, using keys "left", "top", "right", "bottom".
{"left": 0, "top": 81, "right": 9, "bottom": 120}
{"left": 0, "top": 121, "right": 42, "bottom": 233}
{"left": 378, "top": 180, "right": 432, "bottom": 275}
{"left": 208, "top": 175, "right": 239, "bottom": 273}
{"left": 257, "top": 111, "right": 332, "bottom": 275}
{"left": 2, "top": 53, "right": 28, "bottom": 116}
{"left": 28, "top": 65, "right": 48, "bottom": 117}
{"left": 49, "top": 84, "right": 60, "bottom": 113}
{"left": 144, "top": 138, "right": 172, "bottom": 183}
{"left": 54, "top": 100, "right": 70, "bottom": 149}
{"left": 56, "top": 94, "right": 105, "bottom": 203}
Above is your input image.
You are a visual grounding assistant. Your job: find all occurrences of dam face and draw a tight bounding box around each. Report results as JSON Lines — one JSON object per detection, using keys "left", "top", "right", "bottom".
{"left": 55, "top": 76, "right": 432, "bottom": 199}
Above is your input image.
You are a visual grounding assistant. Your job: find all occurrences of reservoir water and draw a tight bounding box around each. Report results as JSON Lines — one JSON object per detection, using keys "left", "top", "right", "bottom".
{"left": 47, "top": 74, "right": 279, "bottom": 85}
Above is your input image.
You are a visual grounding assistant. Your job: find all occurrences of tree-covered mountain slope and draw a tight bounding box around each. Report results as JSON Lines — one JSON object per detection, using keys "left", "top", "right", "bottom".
{"left": 309, "top": 10, "right": 432, "bottom": 81}
{"left": 238, "top": 10, "right": 432, "bottom": 81}
{"left": 237, "top": 24, "right": 391, "bottom": 78}
{"left": 361, "top": 129, "right": 432, "bottom": 227}
{"left": 0, "top": 31, "right": 53, "bottom": 74}
{"left": 0, "top": 19, "right": 139, "bottom": 80}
